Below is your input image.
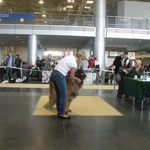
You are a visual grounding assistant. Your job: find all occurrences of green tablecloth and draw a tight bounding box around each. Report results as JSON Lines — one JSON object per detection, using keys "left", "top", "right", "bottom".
{"left": 124, "top": 77, "right": 150, "bottom": 102}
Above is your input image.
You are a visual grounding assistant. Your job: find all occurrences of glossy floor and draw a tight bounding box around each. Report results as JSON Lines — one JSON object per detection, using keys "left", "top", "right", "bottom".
{"left": 0, "top": 87, "right": 150, "bottom": 150}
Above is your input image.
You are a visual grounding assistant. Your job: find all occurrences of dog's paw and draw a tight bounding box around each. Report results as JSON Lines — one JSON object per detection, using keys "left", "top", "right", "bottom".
{"left": 43, "top": 102, "right": 50, "bottom": 108}
{"left": 68, "top": 109, "right": 72, "bottom": 112}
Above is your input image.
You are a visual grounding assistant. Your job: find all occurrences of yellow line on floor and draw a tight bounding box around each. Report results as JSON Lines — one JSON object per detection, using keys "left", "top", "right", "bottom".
{"left": 83, "top": 85, "right": 118, "bottom": 89}
{"left": 33, "top": 96, "right": 123, "bottom": 116}
{"left": 0, "top": 83, "right": 118, "bottom": 90}
{"left": 0, "top": 83, "right": 49, "bottom": 88}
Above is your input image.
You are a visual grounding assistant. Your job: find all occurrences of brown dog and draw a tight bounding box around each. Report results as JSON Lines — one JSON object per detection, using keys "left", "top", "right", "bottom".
{"left": 44, "top": 68, "right": 86, "bottom": 113}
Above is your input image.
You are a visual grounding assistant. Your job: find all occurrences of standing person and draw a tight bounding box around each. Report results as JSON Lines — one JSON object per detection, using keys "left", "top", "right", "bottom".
{"left": 50, "top": 51, "right": 86, "bottom": 119}
{"left": 40, "top": 56, "right": 45, "bottom": 70}
{"left": 5, "top": 52, "right": 15, "bottom": 81}
{"left": 88, "top": 56, "right": 95, "bottom": 68}
{"left": 94, "top": 57, "right": 100, "bottom": 70}
{"left": 94, "top": 57, "right": 101, "bottom": 83}
{"left": 82, "top": 59, "right": 88, "bottom": 72}
{"left": 113, "top": 51, "right": 130, "bottom": 98}
{"left": 0, "top": 60, "right": 4, "bottom": 82}
{"left": 44, "top": 55, "right": 51, "bottom": 71}
{"left": 15, "top": 54, "right": 22, "bottom": 78}
{"left": 36, "top": 57, "right": 41, "bottom": 70}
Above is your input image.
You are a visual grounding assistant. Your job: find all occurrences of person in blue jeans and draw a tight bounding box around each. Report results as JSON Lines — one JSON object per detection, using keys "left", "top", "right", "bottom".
{"left": 5, "top": 52, "right": 15, "bottom": 81}
{"left": 50, "top": 51, "right": 86, "bottom": 119}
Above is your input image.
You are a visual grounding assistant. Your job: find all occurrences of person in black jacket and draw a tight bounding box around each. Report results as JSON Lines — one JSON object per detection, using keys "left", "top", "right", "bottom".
{"left": 15, "top": 54, "right": 22, "bottom": 78}
{"left": 113, "top": 51, "right": 130, "bottom": 98}
{"left": 36, "top": 57, "right": 41, "bottom": 70}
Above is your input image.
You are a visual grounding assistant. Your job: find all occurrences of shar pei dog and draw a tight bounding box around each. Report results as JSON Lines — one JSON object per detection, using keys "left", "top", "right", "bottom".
{"left": 44, "top": 68, "right": 86, "bottom": 113}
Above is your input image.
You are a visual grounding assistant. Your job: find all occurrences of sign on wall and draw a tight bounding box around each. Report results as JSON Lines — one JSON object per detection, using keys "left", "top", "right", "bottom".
{"left": 128, "top": 52, "right": 135, "bottom": 59}
{"left": 0, "top": 13, "right": 34, "bottom": 21}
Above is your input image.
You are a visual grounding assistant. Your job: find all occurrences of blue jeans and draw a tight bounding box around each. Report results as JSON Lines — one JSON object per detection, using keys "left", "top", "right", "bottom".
{"left": 6, "top": 67, "right": 12, "bottom": 80}
{"left": 50, "top": 71, "right": 67, "bottom": 115}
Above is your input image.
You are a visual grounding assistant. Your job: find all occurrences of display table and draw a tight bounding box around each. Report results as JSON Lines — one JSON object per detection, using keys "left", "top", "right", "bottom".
{"left": 42, "top": 71, "right": 52, "bottom": 83}
{"left": 124, "top": 77, "right": 150, "bottom": 103}
{"left": 83, "top": 73, "right": 96, "bottom": 85}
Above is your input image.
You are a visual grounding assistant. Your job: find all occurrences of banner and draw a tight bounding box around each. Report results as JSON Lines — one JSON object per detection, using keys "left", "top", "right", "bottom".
{"left": 0, "top": 13, "right": 34, "bottom": 21}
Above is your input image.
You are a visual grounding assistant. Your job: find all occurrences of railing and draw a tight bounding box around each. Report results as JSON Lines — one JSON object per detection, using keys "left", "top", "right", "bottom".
{"left": 1, "top": 14, "right": 150, "bottom": 30}
{"left": 0, "top": 14, "right": 95, "bottom": 27}
{"left": 106, "top": 16, "right": 150, "bottom": 30}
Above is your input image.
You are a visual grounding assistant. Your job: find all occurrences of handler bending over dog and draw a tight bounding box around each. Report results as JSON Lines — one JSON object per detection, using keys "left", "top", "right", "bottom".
{"left": 50, "top": 51, "right": 86, "bottom": 119}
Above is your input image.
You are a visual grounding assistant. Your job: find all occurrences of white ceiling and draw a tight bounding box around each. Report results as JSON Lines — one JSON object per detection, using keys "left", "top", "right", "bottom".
{"left": 0, "top": 34, "right": 150, "bottom": 52}
{"left": 106, "top": 38, "right": 150, "bottom": 51}
{"left": 0, "top": 34, "right": 93, "bottom": 49}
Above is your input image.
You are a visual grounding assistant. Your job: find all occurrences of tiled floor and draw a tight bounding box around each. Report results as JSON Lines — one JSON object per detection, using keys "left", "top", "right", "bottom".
{"left": 0, "top": 87, "right": 150, "bottom": 150}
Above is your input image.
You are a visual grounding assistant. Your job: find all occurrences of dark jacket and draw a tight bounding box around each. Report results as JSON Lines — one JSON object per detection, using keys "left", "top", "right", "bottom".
{"left": 15, "top": 58, "right": 22, "bottom": 67}
{"left": 113, "top": 56, "right": 122, "bottom": 74}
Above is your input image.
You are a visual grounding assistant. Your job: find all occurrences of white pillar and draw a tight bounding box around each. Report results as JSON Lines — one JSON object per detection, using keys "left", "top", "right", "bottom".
{"left": 94, "top": 0, "right": 106, "bottom": 69}
{"left": 28, "top": 35, "right": 37, "bottom": 66}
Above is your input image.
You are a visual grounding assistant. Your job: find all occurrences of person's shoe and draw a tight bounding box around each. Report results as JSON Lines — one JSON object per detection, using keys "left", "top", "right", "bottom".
{"left": 58, "top": 114, "right": 71, "bottom": 119}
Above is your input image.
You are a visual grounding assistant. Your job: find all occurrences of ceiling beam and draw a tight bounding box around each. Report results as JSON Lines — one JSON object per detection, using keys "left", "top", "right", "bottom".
{"left": 76, "top": 0, "right": 87, "bottom": 20}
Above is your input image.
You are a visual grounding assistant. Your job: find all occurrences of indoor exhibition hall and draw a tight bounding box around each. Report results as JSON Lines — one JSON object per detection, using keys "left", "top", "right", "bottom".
{"left": 0, "top": 0, "right": 150, "bottom": 150}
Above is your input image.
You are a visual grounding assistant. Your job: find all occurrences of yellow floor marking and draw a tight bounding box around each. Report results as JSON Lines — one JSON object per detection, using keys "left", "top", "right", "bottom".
{"left": 0, "top": 83, "right": 118, "bottom": 90}
{"left": 83, "top": 85, "right": 118, "bottom": 89}
{"left": 33, "top": 96, "right": 123, "bottom": 116}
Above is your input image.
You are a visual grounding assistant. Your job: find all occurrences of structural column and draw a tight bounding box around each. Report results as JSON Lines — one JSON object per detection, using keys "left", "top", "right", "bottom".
{"left": 94, "top": 0, "right": 106, "bottom": 69}
{"left": 28, "top": 35, "right": 37, "bottom": 66}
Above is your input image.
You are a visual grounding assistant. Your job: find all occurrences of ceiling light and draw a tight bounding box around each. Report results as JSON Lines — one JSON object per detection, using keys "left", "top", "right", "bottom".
{"left": 16, "top": 36, "right": 19, "bottom": 38}
{"left": 87, "top": 0, "right": 94, "bottom": 4}
{"left": 67, "top": 0, "right": 75, "bottom": 3}
{"left": 0, "top": 0, "right": 3, "bottom": 3}
{"left": 39, "top": 0, "right": 44, "bottom": 4}
{"left": 84, "top": 6, "right": 91, "bottom": 9}
{"left": 66, "top": 5, "right": 73, "bottom": 9}
{"left": 42, "top": 14, "right": 46, "bottom": 18}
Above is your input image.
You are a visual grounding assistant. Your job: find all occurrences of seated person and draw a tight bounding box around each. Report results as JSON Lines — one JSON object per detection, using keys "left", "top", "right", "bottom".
{"left": 147, "top": 63, "right": 150, "bottom": 72}
{"left": 123, "top": 59, "right": 145, "bottom": 78}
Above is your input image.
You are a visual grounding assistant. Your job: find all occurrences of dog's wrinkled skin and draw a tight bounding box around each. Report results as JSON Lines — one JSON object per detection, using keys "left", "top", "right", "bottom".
{"left": 44, "top": 69, "right": 86, "bottom": 113}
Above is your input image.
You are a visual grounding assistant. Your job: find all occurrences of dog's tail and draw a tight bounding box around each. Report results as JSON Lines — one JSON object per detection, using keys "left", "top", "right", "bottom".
{"left": 43, "top": 80, "right": 56, "bottom": 109}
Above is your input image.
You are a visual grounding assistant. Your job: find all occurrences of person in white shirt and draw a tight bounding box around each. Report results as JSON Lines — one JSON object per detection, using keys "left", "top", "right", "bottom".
{"left": 94, "top": 57, "right": 100, "bottom": 70}
{"left": 50, "top": 51, "right": 86, "bottom": 119}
